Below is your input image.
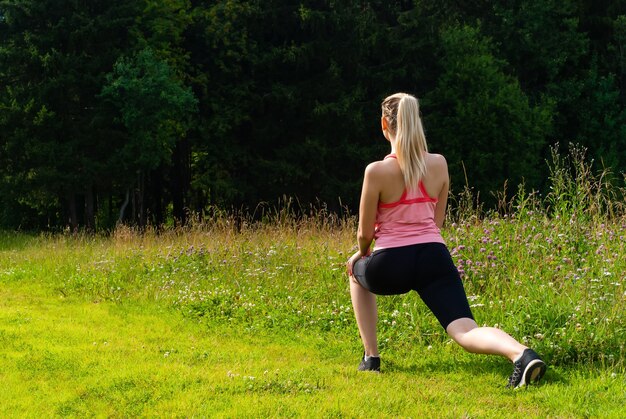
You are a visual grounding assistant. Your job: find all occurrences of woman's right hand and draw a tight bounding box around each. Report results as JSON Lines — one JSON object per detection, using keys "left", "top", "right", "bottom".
{"left": 346, "top": 251, "right": 362, "bottom": 279}
{"left": 347, "top": 249, "right": 371, "bottom": 284}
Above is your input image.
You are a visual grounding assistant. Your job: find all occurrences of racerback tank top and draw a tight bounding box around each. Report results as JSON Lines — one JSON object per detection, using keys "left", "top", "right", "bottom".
{"left": 373, "top": 154, "right": 445, "bottom": 250}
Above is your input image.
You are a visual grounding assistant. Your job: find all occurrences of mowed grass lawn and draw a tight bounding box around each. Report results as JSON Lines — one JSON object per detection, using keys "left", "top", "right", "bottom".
{"left": 0, "top": 214, "right": 624, "bottom": 417}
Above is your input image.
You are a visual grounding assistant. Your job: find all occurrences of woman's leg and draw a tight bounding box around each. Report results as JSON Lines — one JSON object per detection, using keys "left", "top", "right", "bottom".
{"left": 446, "top": 317, "right": 526, "bottom": 362}
{"left": 349, "top": 278, "right": 379, "bottom": 357}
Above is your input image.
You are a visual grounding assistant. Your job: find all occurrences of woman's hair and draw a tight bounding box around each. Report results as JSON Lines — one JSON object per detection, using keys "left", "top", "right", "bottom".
{"left": 381, "top": 92, "right": 428, "bottom": 190}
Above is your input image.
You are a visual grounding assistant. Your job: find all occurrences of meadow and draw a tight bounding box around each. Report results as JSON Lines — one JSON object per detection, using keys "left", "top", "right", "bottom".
{"left": 1, "top": 150, "right": 625, "bottom": 417}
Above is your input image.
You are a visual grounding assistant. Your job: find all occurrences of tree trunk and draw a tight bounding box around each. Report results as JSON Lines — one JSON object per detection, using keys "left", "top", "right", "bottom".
{"left": 109, "top": 193, "right": 113, "bottom": 226}
{"left": 118, "top": 189, "right": 130, "bottom": 224}
{"left": 66, "top": 191, "right": 78, "bottom": 232}
{"left": 85, "top": 186, "right": 95, "bottom": 231}
{"left": 131, "top": 178, "right": 137, "bottom": 224}
{"left": 152, "top": 166, "right": 164, "bottom": 226}
{"left": 138, "top": 170, "right": 145, "bottom": 228}
{"left": 172, "top": 137, "right": 190, "bottom": 225}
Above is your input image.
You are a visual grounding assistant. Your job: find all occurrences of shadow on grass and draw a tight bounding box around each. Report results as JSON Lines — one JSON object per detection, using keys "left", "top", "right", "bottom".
{"left": 382, "top": 354, "right": 567, "bottom": 387}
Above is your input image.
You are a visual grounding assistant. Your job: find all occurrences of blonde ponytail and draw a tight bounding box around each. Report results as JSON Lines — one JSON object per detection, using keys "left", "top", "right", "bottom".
{"left": 382, "top": 93, "right": 428, "bottom": 190}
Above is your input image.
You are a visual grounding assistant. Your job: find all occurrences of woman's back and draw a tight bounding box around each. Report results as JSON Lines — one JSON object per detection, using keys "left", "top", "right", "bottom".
{"left": 371, "top": 152, "right": 449, "bottom": 250}
{"left": 376, "top": 152, "right": 448, "bottom": 205}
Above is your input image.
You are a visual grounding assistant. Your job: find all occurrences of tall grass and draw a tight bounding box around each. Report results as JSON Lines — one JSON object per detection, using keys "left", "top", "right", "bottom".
{"left": 446, "top": 144, "right": 625, "bottom": 366}
{"left": 0, "top": 145, "right": 608, "bottom": 374}
{"left": 2, "top": 146, "right": 623, "bottom": 371}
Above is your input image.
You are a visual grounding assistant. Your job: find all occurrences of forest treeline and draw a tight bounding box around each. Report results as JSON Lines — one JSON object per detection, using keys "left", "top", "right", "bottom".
{"left": 1, "top": 0, "right": 625, "bottom": 230}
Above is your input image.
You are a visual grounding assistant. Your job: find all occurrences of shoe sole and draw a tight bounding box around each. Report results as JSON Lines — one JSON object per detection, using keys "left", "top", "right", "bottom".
{"left": 357, "top": 364, "right": 381, "bottom": 373}
{"left": 516, "top": 359, "right": 546, "bottom": 388}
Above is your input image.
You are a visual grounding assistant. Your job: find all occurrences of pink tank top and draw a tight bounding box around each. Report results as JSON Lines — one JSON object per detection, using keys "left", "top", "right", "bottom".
{"left": 373, "top": 154, "right": 445, "bottom": 250}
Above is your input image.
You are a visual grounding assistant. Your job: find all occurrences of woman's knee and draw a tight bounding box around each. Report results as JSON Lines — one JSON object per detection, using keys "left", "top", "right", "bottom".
{"left": 446, "top": 317, "right": 478, "bottom": 343}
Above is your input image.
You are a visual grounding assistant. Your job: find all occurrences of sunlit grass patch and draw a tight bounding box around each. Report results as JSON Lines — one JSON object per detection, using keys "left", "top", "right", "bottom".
{"left": 0, "top": 147, "right": 624, "bottom": 416}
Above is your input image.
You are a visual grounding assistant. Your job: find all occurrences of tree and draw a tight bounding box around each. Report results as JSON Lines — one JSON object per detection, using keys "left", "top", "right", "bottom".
{"left": 1, "top": 1, "right": 625, "bottom": 230}
{"left": 100, "top": 48, "right": 197, "bottom": 226}
{"left": 423, "top": 25, "right": 553, "bottom": 201}
{"left": 0, "top": 0, "right": 142, "bottom": 230}
{"left": 187, "top": 1, "right": 408, "bottom": 213}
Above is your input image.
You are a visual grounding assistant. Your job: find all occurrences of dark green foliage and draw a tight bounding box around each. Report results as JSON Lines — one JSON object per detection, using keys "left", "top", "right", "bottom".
{"left": 423, "top": 25, "right": 553, "bottom": 200}
{"left": 99, "top": 48, "right": 197, "bottom": 225}
{"left": 100, "top": 48, "right": 197, "bottom": 180}
{"left": 0, "top": 0, "right": 142, "bottom": 229}
{"left": 1, "top": 0, "right": 625, "bottom": 229}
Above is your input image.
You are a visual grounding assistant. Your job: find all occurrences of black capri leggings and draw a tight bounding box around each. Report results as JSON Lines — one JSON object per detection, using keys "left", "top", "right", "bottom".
{"left": 352, "top": 242, "right": 474, "bottom": 330}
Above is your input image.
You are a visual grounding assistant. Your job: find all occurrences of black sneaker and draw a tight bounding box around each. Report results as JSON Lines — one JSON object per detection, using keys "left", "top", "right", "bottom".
{"left": 358, "top": 354, "right": 381, "bottom": 372}
{"left": 507, "top": 348, "right": 546, "bottom": 388}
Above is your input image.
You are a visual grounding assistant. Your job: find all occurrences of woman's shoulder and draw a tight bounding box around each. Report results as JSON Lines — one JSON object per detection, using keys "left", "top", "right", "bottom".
{"left": 364, "top": 157, "right": 401, "bottom": 184}
{"left": 365, "top": 159, "right": 399, "bottom": 173}
{"left": 426, "top": 153, "right": 448, "bottom": 170}
{"left": 424, "top": 153, "right": 449, "bottom": 183}
{"left": 426, "top": 152, "right": 447, "bottom": 163}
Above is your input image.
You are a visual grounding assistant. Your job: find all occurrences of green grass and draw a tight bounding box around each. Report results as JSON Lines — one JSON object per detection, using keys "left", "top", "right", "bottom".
{"left": 1, "top": 150, "right": 625, "bottom": 417}
{"left": 0, "top": 215, "right": 624, "bottom": 417}
{"left": 0, "top": 290, "right": 623, "bottom": 418}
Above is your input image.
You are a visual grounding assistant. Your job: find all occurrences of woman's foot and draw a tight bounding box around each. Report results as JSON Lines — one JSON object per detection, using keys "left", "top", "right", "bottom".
{"left": 358, "top": 354, "right": 381, "bottom": 372}
{"left": 507, "top": 348, "right": 546, "bottom": 388}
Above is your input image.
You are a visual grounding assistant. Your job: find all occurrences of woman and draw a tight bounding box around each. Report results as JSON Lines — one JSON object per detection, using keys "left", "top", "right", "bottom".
{"left": 346, "top": 92, "right": 546, "bottom": 388}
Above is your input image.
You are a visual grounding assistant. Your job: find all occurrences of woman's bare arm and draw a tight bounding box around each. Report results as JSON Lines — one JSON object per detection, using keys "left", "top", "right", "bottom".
{"left": 434, "top": 156, "right": 449, "bottom": 229}
{"left": 357, "top": 163, "right": 381, "bottom": 255}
